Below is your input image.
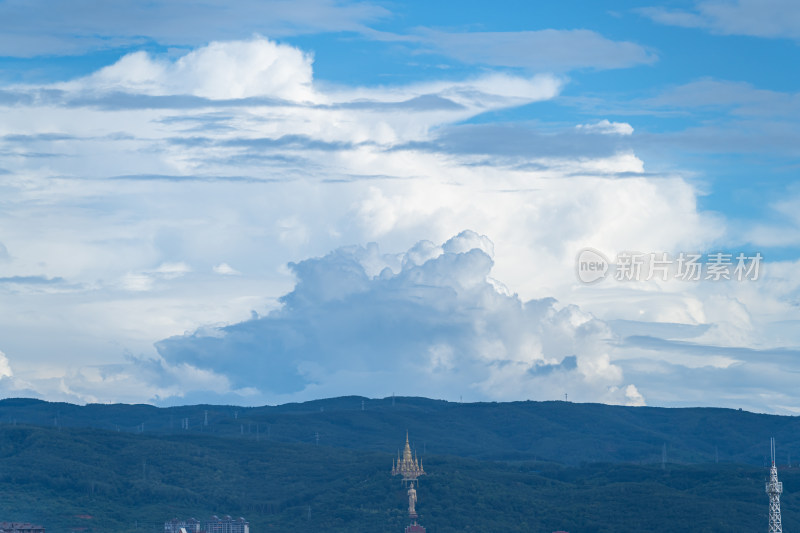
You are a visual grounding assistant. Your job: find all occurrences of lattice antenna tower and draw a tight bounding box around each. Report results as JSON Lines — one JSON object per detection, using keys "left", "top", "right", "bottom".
{"left": 766, "top": 437, "right": 783, "bottom": 533}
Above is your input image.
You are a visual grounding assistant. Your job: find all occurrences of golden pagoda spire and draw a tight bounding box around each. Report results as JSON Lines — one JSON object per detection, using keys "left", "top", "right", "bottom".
{"left": 403, "top": 431, "right": 413, "bottom": 463}
{"left": 391, "top": 432, "right": 427, "bottom": 529}
{"left": 392, "top": 431, "right": 425, "bottom": 483}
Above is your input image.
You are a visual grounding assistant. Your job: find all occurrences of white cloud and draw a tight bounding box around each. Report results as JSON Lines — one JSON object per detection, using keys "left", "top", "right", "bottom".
{"left": 60, "top": 38, "right": 318, "bottom": 102}
{"left": 24, "top": 355, "right": 254, "bottom": 406}
{"left": 744, "top": 190, "right": 800, "bottom": 247}
{"left": 623, "top": 384, "right": 645, "bottom": 406}
{"left": 155, "top": 232, "right": 643, "bottom": 405}
{"left": 0, "top": 349, "right": 41, "bottom": 398}
{"left": 648, "top": 79, "right": 800, "bottom": 118}
{"left": 576, "top": 119, "right": 634, "bottom": 136}
{"left": 0, "top": 38, "right": 562, "bottom": 166}
{"left": 639, "top": 0, "right": 800, "bottom": 40}
{"left": 0, "top": 350, "right": 13, "bottom": 379}
{"left": 639, "top": 8, "right": 708, "bottom": 29}
{"left": 442, "top": 231, "right": 494, "bottom": 257}
{"left": 0, "top": 0, "right": 389, "bottom": 57}
{"left": 121, "top": 272, "right": 155, "bottom": 292}
{"left": 153, "top": 262, "right": 191, "bottom": 278}
{"left": 411, "top": 29, "right": 657, "bottom": 71}
{"left": 119, "top": 262, "right": 191, "bottom": 292}
{"left": 213, "top": 263, "right": 240, "bottom": 275}
{"left": 2, "top": 37, "right": 798, "bottom": 413}
{"left": 579, "top": 79, "right": 800, "bottom": 159}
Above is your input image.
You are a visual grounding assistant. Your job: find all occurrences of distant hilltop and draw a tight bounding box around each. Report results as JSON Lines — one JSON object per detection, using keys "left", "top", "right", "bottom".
{"left": 0, "top": 397, "right": 796, "bottom": 532}
{"left": 0, "top": 395, "right": 798, "bottom": 466}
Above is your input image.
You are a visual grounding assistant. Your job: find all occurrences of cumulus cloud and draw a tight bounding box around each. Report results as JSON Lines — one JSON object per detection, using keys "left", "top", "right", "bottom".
{"left": 0, "top": 351, "right": 13, "bottom": 379}
{"left": 2, "top": 37, "right": 563, "bottom": 167}
{"left": 60, "top": 38, "right": 317, "bottom": 102}
{"left": 0, "top": 350, "right": 40, "bottom": 398}
{"left": 155, "top": 231, "right": 641, "bottom": 405}
{"left": 3, "top": 36, "right": 795, "bottom": 413}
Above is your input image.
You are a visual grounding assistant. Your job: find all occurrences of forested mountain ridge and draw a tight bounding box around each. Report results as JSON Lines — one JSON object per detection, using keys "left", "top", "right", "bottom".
{"left": 0, "top": 397, "right": 797, "bottom": 532}
{"left": 1, "top": 396, "right": 797, "bottom": 465}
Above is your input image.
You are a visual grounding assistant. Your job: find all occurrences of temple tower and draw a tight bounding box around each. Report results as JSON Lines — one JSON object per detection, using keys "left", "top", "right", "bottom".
{"left": 392, "top": 432, "right": 427, "bottom": 532}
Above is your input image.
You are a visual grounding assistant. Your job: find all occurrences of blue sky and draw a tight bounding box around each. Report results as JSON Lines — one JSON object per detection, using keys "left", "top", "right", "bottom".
{"left": 0, "top": 0, "right": 799, "bottom": 412}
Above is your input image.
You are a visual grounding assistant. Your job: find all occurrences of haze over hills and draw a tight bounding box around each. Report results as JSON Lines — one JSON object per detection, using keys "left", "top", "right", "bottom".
{"left": 0, "top": 397, "right": 798, "bottom": 532}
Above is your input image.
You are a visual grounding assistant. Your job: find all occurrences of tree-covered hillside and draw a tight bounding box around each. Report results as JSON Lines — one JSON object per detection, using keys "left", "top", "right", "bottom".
{"left": 0, "top": 398, "right": 797, "bottom": 532}
{"left": 1, "top": 397, "right": 798, "bottom": 465}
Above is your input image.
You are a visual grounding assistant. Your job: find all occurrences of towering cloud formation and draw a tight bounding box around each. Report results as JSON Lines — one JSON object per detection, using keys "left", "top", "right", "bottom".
{"left": 3, "top": 35, "right": 789, "bottom": 413}
{"left": 155, "top": 231, "right": 644, "bottom": 405}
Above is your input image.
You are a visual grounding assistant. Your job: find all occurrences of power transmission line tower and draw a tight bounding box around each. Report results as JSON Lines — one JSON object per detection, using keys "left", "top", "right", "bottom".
{"left": 767, "top": 437, "right": 783, "bottom": 533}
